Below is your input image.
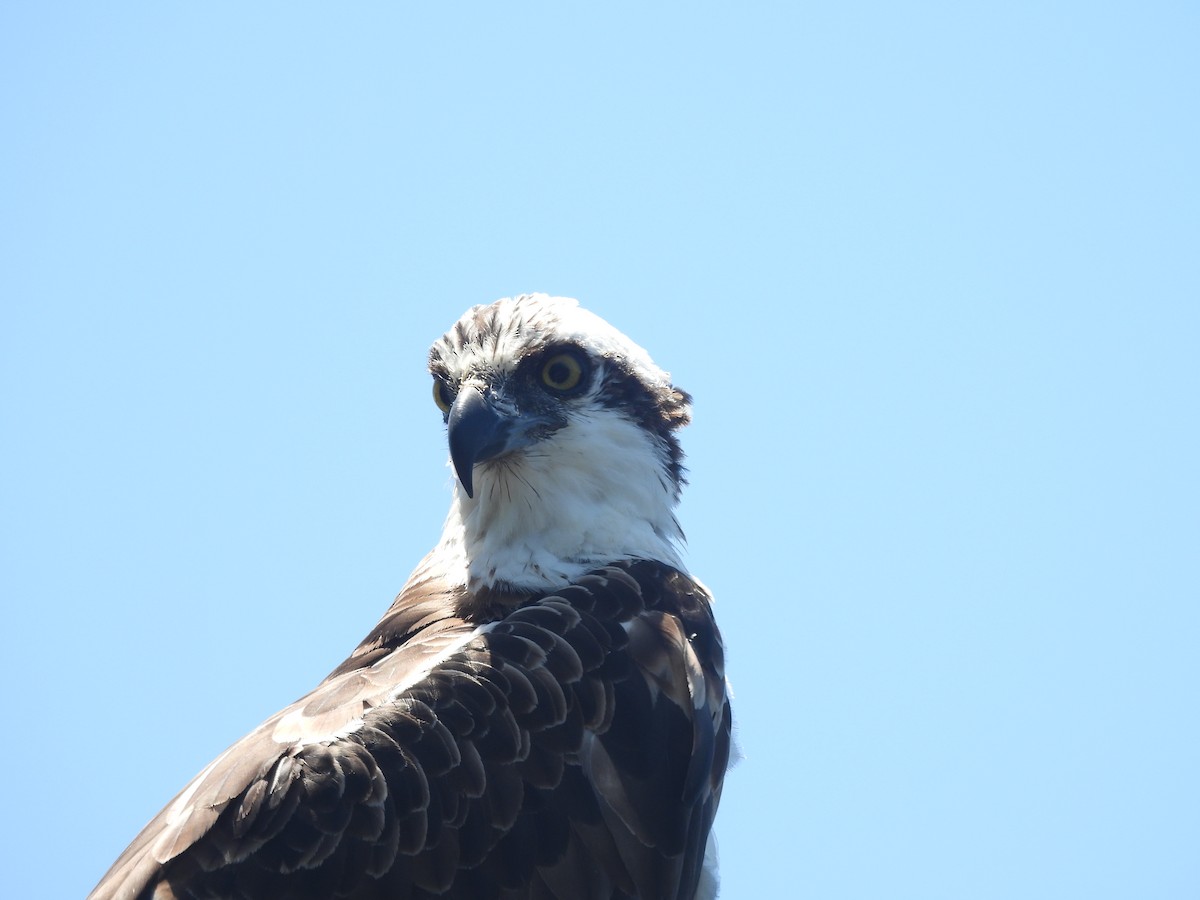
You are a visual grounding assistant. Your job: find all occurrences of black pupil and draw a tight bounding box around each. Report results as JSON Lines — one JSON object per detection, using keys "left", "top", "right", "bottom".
{"left": 547, "top": 360, "right": 571, "bottom": 385}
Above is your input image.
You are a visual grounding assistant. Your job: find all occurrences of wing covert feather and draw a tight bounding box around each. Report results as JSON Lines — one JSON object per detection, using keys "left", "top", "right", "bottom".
{"left": 89, "top": 561, "right": 730, "bottom": 900}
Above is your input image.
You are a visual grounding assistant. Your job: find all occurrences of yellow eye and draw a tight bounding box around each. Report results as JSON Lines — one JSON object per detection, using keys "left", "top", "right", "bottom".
{"left": 432, "top": 378, "right": 456, "bottom": 413}
{"left": 540, "top": 351, "right": 586, "bottom": 393}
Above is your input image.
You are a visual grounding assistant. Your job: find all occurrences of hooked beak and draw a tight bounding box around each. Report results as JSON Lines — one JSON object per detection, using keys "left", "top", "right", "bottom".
{"left": 447, "top": 387, "right": 514, "bottom": 498}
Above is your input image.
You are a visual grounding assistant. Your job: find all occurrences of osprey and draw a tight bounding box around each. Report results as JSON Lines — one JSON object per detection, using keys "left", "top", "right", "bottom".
{"left": 90, "top": 294, "right": 732, "bottom": 900}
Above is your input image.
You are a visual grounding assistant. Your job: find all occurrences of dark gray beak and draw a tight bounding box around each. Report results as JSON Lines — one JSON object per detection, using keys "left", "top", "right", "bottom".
{"left": 447, "top": 387, "right": 512, "bottom": 498}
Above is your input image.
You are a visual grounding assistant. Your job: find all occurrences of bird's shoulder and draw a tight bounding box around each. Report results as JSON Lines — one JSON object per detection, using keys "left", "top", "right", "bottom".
{"left": 90, "top": 559, "right": 729, "bottom": 900}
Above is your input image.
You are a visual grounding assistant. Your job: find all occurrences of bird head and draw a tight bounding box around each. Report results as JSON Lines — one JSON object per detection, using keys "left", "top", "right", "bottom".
{"left": 426, "top": 294, "right": 693, "bottom": 592}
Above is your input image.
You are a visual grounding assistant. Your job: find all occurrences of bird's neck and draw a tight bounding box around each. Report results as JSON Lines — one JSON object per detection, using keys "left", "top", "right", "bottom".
{"left": 434, "top": 417, "right": 685, "bottom": 594}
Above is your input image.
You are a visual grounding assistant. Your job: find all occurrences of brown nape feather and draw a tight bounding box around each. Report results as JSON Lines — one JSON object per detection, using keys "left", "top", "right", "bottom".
{"left": 88, "top": 560, "right": 730, "bottom": 900}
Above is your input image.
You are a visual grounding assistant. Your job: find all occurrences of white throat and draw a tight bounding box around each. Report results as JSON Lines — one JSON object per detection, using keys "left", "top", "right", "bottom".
{"left": 435, "top": 412, "right": 685, "bottom": 593}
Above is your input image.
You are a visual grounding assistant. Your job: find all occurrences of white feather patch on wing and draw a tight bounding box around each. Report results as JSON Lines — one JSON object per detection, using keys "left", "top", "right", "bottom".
{"left": 146, "top": 618, "right": 496, "bottom": 868}
{"left": 273, "top": 620, "right": 498, "bottom": 746}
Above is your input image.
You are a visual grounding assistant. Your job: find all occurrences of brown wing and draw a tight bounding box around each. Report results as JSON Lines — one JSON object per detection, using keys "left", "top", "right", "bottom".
{"left": 88, "top": 560, "right": 731, "bottom": 900}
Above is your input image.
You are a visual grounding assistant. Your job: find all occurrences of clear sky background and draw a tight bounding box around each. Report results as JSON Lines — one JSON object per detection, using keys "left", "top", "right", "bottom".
{"left": 3, "top": 3, "right": 1197, "bottom": 898}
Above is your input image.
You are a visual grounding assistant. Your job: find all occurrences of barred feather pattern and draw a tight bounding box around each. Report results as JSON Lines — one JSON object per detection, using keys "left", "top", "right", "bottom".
{"left": 89, "top": 560, "right": 730, "bottom": 900}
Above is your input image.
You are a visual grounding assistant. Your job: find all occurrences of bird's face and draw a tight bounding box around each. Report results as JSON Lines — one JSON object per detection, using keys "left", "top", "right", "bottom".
{"left": 428, "top": 294, "right": 691, "bottom": 501}
{"left": 432, "top": 342, "right": 593, "bottom": 497}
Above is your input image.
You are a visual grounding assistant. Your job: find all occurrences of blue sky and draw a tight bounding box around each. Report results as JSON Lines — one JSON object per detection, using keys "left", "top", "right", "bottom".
{"left": 3, "top": 3, "right": 1198, "bottom": 898}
